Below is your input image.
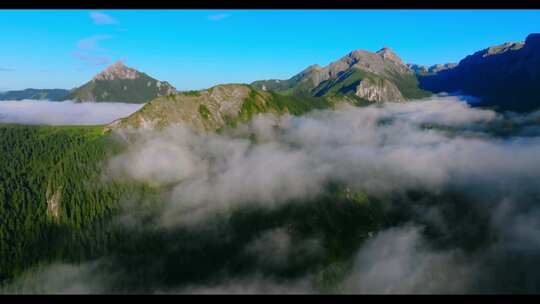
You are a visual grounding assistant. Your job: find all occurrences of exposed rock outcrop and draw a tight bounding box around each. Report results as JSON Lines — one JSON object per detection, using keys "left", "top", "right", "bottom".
{"left": 46, "top": 182, "right": 62, "bottom": 221}
{"left": 93, "top": 61, "right": 140, "bottom": 81}
{"left": 355, "top": 78, "right": 405, "bottom": 103}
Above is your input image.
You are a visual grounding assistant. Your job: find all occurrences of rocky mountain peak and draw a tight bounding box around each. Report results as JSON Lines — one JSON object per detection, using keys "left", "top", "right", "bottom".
{"left": 408, "top": 63, "right": 458, "bottom": 74}
{"left": 93, "top": 60, "right": 141, "bottom": 81}
{"left": 251, "top": 45, "right": 428, "bottom": 102}
{"left": 344, "top": 49, "right": 372, "bottom": 65}
{"left": 301, "top": 64, "right": 322, "bottom": 74}
{"left": 65, "top": 61, "right": 177, "bottom": 103}
{"left": 376, "top": 46, "right": 404, "bottom": 65}
{"left": 306, "top": 64, "right": 322, "bottom": 71}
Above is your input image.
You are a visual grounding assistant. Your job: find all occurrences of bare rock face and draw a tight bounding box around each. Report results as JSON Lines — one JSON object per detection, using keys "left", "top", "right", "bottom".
{"left": 484, "top": 42, "right": 524, "bottom": 57}
{"left": 46, "top": 182, "right": 62, "bottom": 221}
{"left": 377, "top": 47, "right": 404, "bottom": 64}
{"left": 93, "top": 61, "right": 140, "bottom": 81}
{"left": 355, "top": 78, "right": 405, "bottom": 103}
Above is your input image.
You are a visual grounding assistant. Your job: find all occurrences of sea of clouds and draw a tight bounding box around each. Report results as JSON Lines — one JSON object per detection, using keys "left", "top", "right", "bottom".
{"left": 0, "top": 100, "right": 143, "bottom": 125}
{"left": 5, "top": 95, "right": 540, "bottom": 294}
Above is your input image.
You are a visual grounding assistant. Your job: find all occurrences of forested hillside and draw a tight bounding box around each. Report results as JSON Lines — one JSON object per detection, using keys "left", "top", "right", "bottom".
{"left": 0, "top": 124, "right": 390, "bottom": 291}
{"left": 0, "top": 114, "right": 523, "bottom": 293}
{"left": 0, "top": 125, "right": 156, "bottom": 282}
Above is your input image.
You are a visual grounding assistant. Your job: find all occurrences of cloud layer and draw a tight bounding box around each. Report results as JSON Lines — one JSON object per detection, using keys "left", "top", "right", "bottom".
{"left": 107, "top": 96, "right": 519, "bottom": 224}
{"left": 0, "top": 100, "right": 143, "bottom": 125}
{"left": 6, "top": 95, "right": 540, "bottom": 294}
{"left": 103, "top": 95, "right": 540, "bottom": 293}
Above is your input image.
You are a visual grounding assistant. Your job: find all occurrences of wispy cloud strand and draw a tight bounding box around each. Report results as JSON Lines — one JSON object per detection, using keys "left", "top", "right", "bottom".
{"left": 90, "top": 12, "right": 118, "bottom": 25}
{"left": 76, "top": 35, "right": 112, "bottom": 51}
{"left": 72, "top": 52, "right": 111, "bottom": 66}
{"left": 207, "top": 14, "right": 230, "bottom": 21}
{"left": 73, "top": 35, "right": 113, "bottom": 66}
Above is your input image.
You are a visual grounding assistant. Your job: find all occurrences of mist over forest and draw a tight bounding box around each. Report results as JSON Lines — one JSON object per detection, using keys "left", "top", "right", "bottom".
{"left": 2, "top": 16, "right": 540, "bottom": 293}
{"left": 3, "top": 95, "right": 540, "bottom": 294}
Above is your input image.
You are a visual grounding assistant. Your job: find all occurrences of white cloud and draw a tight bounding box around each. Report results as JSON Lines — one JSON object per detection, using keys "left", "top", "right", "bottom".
{"left": 90, "top": 12, "right": 118, "bottom": 25}
{"left": 177, "top": 276, "right": 315, "bottom": 294}
{"left": 0, "top": 100, "right": 143, "bottom": 125}
{"left": 8, "top": 96, "right": 540, "bottom": 294}
{"left": 207, "top": 14, "right": 230, "bottom": 21}
{"left": 107, "top": 96, "right": 520, "bottom": 227}
{"left": 74, "top": 35, "right": 113, "bottom": 66}
{"left": 72, "top": 51, "right": 111, "bottom": 66}
{"left": 76, "top": 35, "right": 112, "bottom": 51}
{"left": 342, "top": 226, "right": 473, "bottom": 294}
{"left": 102, "top": 97, "right": 540, "bottom": 293}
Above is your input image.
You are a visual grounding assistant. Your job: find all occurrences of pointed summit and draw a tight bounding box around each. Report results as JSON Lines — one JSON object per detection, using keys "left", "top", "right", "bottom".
{"left": 63, "top": 62, "right": 176, "bottom": 103}
{"left": 94, "top": 60, "right": 140, "bottom": 81}
{"left": 376, "top": 46, "right": 404, "bottom": 65}
{"left": 377, "top": 46, "right": 393, "bottom": 53}
{"left": 112, "top": 60, "right": 125, "bottom": 66}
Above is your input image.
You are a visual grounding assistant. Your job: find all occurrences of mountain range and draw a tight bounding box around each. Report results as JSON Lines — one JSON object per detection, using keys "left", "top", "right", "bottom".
{"left": 4, "top": 33, "right": 540, "bottom": 113}
{"left": 107, "top": 84, "right": 358, "bottom": 132}
{"left": 418, "top": 33, "right": 540, "bottom": 112}
{"left": 0, "top": 88, "right": 70, "bottom": 101}
{"left": 3, "top": 33, "right": 540, "bottom": 293}
{"left": 407, "top": 63, "right": 457, "bottom": 75}
{"left": 251, "top": 47, "right": 431, "bottom": 102}
{"left": 113, "top": 34, "right": 540, "bottom": 132}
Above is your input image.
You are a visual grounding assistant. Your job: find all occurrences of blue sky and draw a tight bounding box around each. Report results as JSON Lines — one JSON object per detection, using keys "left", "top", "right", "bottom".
{"left": 0, "top": 9, "right": 539, "bottom": 91}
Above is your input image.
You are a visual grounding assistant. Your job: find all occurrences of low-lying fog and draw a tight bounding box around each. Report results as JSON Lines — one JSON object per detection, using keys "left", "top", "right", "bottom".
{"left": 5, "top": 95, "right": 540, "bottom": 294}
{"left": 0, "top": 100, "right": 144, "bottom": 125}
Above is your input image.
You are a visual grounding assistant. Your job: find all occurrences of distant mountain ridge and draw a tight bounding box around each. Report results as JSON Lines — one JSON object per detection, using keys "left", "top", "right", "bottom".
{"left": 407, "top": 63, "right": 457, "bottom": 75}
{"left": 62, "top": 61, "right": 176, "bottom": 104}
{"left": 416, "top": 33, "right": 540, "bottom": 112}
{"left": 252, "top": 47, "right": 431, "bottom": 103}
{"left": 0, "top": 88, "right": 70, "bottom": 101}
